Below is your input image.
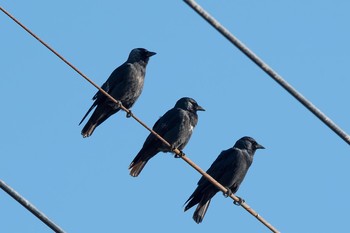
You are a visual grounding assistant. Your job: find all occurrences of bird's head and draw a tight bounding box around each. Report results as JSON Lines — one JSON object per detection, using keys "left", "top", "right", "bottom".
{"left": 175, "top": 97, "right": 205, "bottom": 113}
{"left": 127, "top": 48, "right": 156, "bottom": 63}
{"left": 234, "top": 136, "right": 265, "bottom": 154}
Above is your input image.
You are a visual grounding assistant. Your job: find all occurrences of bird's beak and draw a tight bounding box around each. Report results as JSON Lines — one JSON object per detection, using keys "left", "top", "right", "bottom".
{"left": 256, "top": 144, "right": 265, "bottom": 150}
{"left": 147, "top": 51, "right": 157, "bottom": 57}
{"left": 196, "top": 105, "right": 205, "bottom": 111}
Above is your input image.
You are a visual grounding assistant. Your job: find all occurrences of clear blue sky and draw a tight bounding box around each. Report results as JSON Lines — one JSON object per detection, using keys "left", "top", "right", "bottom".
{"left": 1, "top": 1, "right": 350, "bottom": 232}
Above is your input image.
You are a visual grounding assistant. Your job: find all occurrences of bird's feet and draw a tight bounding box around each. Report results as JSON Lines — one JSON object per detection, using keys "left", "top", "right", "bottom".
{"left": 223, "top": 187, "right": 233, "bottom": 198}
{"left": 174, "top": 151, "right": 185, "bottom": 158}
{"left": 115, "top": 100, "right": 122, "bottom": 108}
{"left": 233, "top": 196, "right": 245, "bottom": 206}
{"left": 171, "top": 146, "right": 185, "bottom": 158}
{"left": 126, "top": 110, "right": 133, "bottom": 118}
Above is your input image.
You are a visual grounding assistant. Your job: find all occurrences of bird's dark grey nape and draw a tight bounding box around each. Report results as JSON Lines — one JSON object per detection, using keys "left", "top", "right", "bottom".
{"left": 184, "top": 136, "right": 264, "bottom": 224}
{"left": 128, "top": 97, "right": 205, "bottom": 177}
{"left": 79, "top": 48, "right": 156, "bottom": 138}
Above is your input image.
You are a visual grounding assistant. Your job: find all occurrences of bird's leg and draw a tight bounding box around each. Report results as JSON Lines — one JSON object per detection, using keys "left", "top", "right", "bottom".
{"left": 223, "top": 187, "right": 232, "bottom": 198}
{"left": 233, "top": 196, "right": 245, "bottom": 206}
{"left": 126, "top": 109, "right": 133, "bottom": 118}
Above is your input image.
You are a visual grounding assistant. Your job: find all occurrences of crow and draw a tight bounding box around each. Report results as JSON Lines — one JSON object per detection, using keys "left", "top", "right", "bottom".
{"left": 184, "top": 136, "right": 264, "bottom": 223}
{"left": 129, "top": 97, "right": 205, "bottom": 177}
{"left": 79, "top": 48, "right": 156, "bottom": 137}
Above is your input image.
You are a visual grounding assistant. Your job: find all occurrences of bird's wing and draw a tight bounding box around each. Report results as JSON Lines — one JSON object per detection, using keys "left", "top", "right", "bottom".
{"left": 212, "top": 148, "right": 249, "bottom": 193}
{"left": 153, "top": 108, "right": 183, "bottom": 135}
{"left": 197, "top": 148, "right": 238, "bottom": 186}
{"left": 141, "top": 108, "right": 183, "bottom": 148}
{"left": 129, "top": 108, "right": 183, "bottom": 169}
{"left": 92, "top": 63, "right": 131, "bottom": 101}
{"left": 79, "top": 64, "right": 131, "bottom": 125}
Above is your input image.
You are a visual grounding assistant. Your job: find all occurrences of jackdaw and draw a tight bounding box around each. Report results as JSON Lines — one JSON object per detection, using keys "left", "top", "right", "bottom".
{"left": 79, "top": 48, "right": 156, "bottom": 137}
{"left": 129, "top": 97, "right": 205, "bottom": 177}
{"left": 184, "top": 136, "right": 264, "bottom": 224}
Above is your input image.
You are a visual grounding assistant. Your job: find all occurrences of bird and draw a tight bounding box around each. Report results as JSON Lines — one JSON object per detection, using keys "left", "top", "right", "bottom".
{"left": 129, "top": 97, "right": 205, "bottom": 177}
{"left": 79, "top": 48, "right": 156, "bottom": 138}
{"left": 184, "top": 136, "right": 265, "bottom": 224}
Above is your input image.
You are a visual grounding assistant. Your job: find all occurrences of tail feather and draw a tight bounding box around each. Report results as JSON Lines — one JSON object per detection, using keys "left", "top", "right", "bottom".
{"left": 79, "top": 102, "right": 97, "bottom": 125}
{"left": 184, "top": 187, "right": 216, "bottom": 224}
{"left": 129, "top": 160, "right": 148, "bottom": 177}
{"left": 184, "top": 184, "right": 207, "bottom": 212}
{"left": 193, "top": 199, "right": 211, "bottom": 224}
{"left": 129, "top": 146, "right": 158, "bottom": 177}
{"left": 80, "top": 102, "right": 98, "bottom": 138}
{"left": 80, "top": 104, "right": 119, "bottom": 137}
{"left": 184, "top": 193, "right": 199, "bottom": 212}
{"left": 81, "top": 121, "right": 98, "bottom": 138}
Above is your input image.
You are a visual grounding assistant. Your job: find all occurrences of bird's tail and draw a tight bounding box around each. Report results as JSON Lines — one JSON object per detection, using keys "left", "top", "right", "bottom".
{"left": 184, "top": 189, "right": 215, "bottom": 224}
{"left": 80, "top": 102, "right": 98, "bottom": 138}
{"left": 192, "top": 199, "right": 211, "bottom": 224}
{"left": 79, "top": 102, "right": 97, "bottom": 126}
{"left": 80, "top": 104, "right": 118, "bottom": 138}
{"left": 184, "top": 192, "right": 199, "bottom": 212}
{"left": 129, "top": 160, "right": 149, "bottom": 177}
{"left": 129, "top": 147, "right": 157, "bottom": 177}
{"left": 81, "top": 119, "right": 98, "bottom": 138}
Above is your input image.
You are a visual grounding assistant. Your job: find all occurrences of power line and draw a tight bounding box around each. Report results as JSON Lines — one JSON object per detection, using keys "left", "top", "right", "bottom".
{"left": 183, "top": 0, "right": 350, "bottom": 146}
{"left": 0, "top": 6, "right": 280, "bottom": 233}
{"left": 0, "top": 180, "right": 66, "bottom": 233}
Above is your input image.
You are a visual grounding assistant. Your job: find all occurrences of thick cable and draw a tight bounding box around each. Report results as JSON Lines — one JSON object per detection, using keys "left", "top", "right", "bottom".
{"left": 0, "top": 180, "right": 66, "bottom": 233}
{"left": 183, "top": 0, "right": 350, "bottom": 145}
{"left": 1, "top": 6, "right": 279, "bottom": 233}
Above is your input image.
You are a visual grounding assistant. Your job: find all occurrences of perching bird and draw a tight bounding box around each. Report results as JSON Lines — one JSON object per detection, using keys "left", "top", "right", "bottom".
{"left": 184, "top": 136, "right": 264, "bottom": 224}
{"left": 129, "top": 97, "right": 205, "bottom": 177}
{"left": 79, "top": 48, "right": 156, "bottom": 138}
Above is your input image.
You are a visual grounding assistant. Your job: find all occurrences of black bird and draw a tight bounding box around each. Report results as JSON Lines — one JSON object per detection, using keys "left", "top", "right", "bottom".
{"left": 184, "top": 136, "right": 264, "bottom": 224}
{"left": 129, "top": 97, "right": 205, "bottom": 177}
{"left": 79, "top": 48, "right": 156, "bottom": 137}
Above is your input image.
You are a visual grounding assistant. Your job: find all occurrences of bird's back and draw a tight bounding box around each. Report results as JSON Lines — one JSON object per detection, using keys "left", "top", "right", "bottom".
{"left": 102, "top": 62, "right": 145, "bottom": 108}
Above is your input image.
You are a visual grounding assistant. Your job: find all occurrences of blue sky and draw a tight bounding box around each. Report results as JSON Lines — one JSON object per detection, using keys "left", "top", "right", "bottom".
{"left": 1, "top": 1, "right": 350, "bottom": 232}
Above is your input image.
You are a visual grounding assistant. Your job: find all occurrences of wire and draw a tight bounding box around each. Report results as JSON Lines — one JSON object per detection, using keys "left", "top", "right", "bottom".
{"left": 183, "top": 0, "right": 350, "bottom": 146}
{"left": 0, "top": 180, "right": 66, "bottom": 233}
{"left": 0, "top": 6, "right": 280, "bottom": 233}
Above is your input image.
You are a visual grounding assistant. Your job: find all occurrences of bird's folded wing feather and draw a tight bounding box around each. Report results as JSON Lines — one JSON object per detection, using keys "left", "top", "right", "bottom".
{"left": 198, "top": 148, "right": 239, "bottom": 186}
{"left": 141, "top": 108, "right": 184, "bottom": 148}
{"left": 92, "top": 63, "right": 131, "bottom": 101}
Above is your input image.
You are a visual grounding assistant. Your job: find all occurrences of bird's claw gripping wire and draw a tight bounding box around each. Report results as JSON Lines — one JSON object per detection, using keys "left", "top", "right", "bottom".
{"left": 115, "top": 100, "right": 122, "bottom": 108}
{"left": 171, "top": 146, "right": 185, "bottom": 158}
{"left": 126, "top": 110, "right": 133, "bottom": 118}
{"left": 223, "top": 187, "right": 232, "bottom": 198}
{"left": 233, "top": 196, "right": 245, "bottom": 206}
{"left": 174, "top": 151, "right": 185, "bottom": 158}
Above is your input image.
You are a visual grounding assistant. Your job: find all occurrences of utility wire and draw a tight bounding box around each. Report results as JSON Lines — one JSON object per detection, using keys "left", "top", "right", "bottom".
{"left": 0, "top": 6, "right": 280, "bottom": 233}
{"left": 183, "top": 0, "right": 350, "bottom": 146}
{"left": 0, "top": 180, "right": 66, "bottom": 233}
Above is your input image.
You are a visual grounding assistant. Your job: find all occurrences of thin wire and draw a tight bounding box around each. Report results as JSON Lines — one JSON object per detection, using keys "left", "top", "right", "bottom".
{"left": 0, "top": 179, "right": 66, "bottom": 233}
{"left": 0, "top": 6, "right": 279, "bottom": 233}
{"left": 183, "top": 0, "right": 350, "bottom": 146}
